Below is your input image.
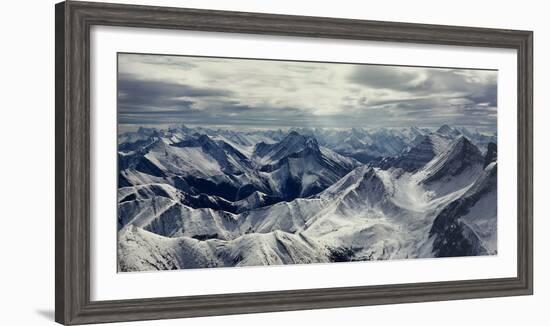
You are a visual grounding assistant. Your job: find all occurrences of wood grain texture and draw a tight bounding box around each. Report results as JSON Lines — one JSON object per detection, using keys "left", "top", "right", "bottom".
{"left": 55, "top": 1, "right": 533, "bottom": 324}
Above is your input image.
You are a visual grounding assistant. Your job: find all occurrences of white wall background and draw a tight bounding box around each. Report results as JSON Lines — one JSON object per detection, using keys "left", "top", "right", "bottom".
{"left": 0, "top": 0, "right": 545, "bottom": 325}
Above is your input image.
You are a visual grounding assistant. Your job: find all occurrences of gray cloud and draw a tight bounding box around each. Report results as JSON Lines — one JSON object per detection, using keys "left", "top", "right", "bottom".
{"left": 130, "top": 55, "right": 198, "bottom": 70}
{"left": 349, "top": 66, "right": 420, "bottom": 90}
{"left": 118, "top": 77, "right": 232, "bottom": 113}
{"left": 350, "top": 66, "right": 497, "bottom": 107}
{"left": 118, "top": 54, "right": 498, "bottom": 130}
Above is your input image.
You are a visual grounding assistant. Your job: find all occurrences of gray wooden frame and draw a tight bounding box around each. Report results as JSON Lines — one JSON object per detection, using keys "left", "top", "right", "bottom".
{"left": 55, "top": 1, "right": 533, "bottom": 324}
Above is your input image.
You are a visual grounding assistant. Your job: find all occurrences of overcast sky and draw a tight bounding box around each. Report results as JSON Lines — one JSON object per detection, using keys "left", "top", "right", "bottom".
{"left": 118, "top": 53, "right": 497, "bottom": 130}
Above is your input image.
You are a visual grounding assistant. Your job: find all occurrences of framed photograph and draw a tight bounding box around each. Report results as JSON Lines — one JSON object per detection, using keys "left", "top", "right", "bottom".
{"left": 55, "top": 1, "right": 533, "bottom": 324}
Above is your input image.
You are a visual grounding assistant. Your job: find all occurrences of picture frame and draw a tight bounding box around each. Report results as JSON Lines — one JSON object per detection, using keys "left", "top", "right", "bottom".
{"left": 55, "top": 1, "right": 533, "bottom": 324}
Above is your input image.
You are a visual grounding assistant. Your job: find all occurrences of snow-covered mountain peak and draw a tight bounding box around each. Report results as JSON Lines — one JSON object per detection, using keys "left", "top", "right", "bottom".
{"left": 253, "top": 131, "right": 321, "bottom": 164}
{"left": 117, "top": 124, "right": 497, "bottom": 271}
{"left": 446, "top": 136, "right": 483, "bottom": 162}
{"left": 196, "top": 133, "right": 213, "bottom": 143}
{"left": 436, "top": 124, "right": 461, "bottom": 137}
{"left": 304, "top": 136, "right": 319, "bottom": 150}
{"left": 429, "top": 160, "right": 497, "bottom": 257}
{"left": 281, "top": 131, "right": 314, "bottom": 147}
{"left": 376, "top": 133, "right": 446, "bottom": 172}
{"left": 320, "top": 165, "right": 372, "bottom": 196}
{"left": 418, "top": 135, "right": 484, "bottom": 192}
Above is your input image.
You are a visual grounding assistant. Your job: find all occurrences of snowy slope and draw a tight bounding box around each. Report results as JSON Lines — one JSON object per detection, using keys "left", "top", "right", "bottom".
{"left": 118, "top": 225, "right": 329, "bottom": 271}
{"left": 429, "top": 162, "right": 497, "bottom": 256}
{"left": 119, "top": 131, "right": 358, "bottom": 204}
{"left": 117, "top": 125, "right": 498, "bottom": 271}
{"left": 375, "top": 129, "right": 457, "bottom": 172}
{"left": 416, "top": 136, "right": 485, "bottom": 196}
{"left": 253, "top": 132, "right": 359, "bottom": 198}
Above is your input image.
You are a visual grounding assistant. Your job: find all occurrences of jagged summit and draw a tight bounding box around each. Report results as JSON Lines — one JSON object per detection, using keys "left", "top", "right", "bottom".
{"left": 430, "top": 161, "right": 497, "bottom": 257}
{"left": 444, "top": 136, "right": 483, "bottom": 162}
{"left": 253, "top": 131, "right": 322, "bottom": 163}
{"left": 377, "top": 131, "right": 452, "bottom": 172}
{"left": 436, "top": 124, "right": 461, "bottom": 137}
{"left": 420, "top": 136, "right": 484, "bottom": 187}
{"left": 117, "top": 125, "right": 497, "bottom": 271}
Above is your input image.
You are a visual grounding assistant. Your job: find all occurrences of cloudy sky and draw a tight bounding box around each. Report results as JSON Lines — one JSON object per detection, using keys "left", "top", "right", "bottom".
{"left": 118, "top": 53, "right": 497, "bottom": 130}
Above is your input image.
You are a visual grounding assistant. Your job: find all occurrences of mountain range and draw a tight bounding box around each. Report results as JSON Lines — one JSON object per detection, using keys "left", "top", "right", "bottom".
{"left": 117, "top": 124, "right": 497, "bottom": 271}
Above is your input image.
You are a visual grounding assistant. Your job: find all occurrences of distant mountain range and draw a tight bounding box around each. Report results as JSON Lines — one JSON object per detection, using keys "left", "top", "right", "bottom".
{"left": 117, "top": 124, "right": 497, "bottom": 271}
